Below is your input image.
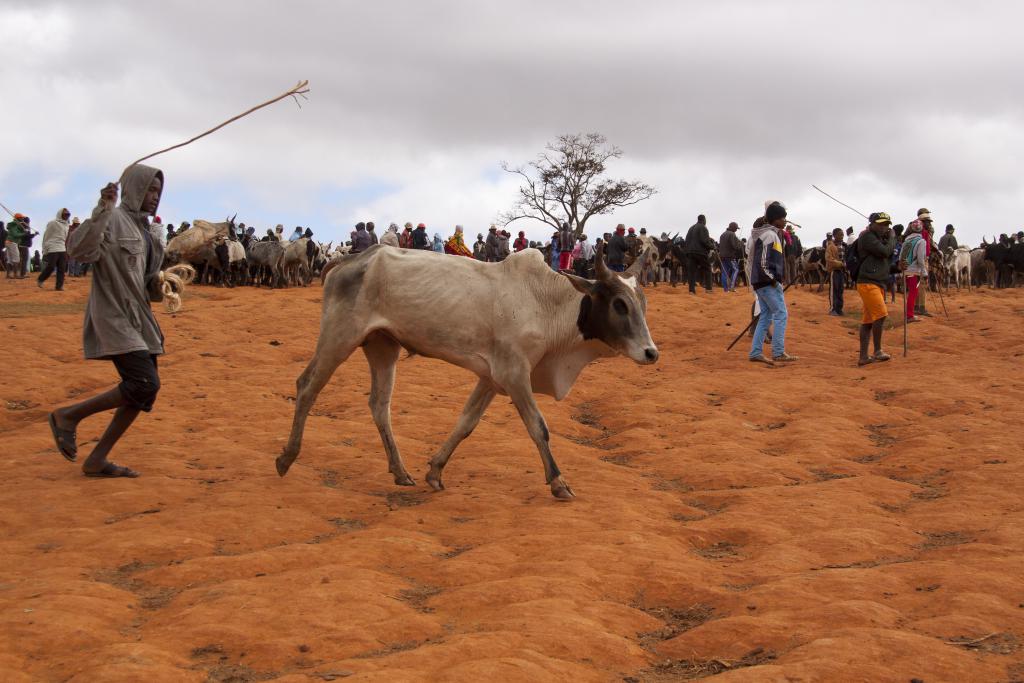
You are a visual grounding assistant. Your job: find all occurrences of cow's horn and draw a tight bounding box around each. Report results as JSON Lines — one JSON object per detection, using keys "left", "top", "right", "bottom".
{"left": 595, "top": 243, "right": 611, "bottom": 281}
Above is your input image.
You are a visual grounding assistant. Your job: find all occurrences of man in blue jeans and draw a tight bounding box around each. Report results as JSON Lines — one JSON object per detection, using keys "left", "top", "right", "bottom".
{"left": 749, "top": 202, "right": 797, "bottom": 365}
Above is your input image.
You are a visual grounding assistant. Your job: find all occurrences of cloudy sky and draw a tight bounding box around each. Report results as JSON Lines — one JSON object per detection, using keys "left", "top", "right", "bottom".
{"left": 3, "top": 0, "right": 1022, "bottom": 247}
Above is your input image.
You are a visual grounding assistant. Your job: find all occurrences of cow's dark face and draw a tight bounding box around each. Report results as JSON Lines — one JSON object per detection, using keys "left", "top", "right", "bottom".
{"left": 562, "top": 248, "right": 659, "bottom": 365}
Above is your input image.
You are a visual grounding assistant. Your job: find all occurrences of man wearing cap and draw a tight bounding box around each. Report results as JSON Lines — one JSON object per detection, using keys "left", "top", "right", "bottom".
{"left": 855, "top": 212, "right": 898, "bottom": 366}
{"left": 473, "top": 232, "right": 486, "bottom": 260}
{"left": 412, "top": 222, "right": 430, "bottom": 250}
{"left": 38, "top": 208, "right": 71, "bottom": 291}
{"left": 606, "top": 224, "right": 628, "bottom": 272}
{"left": 938, "top": 224, "right": 957, "bottom": 253}
{"left": 718, "top": 221, "right": 743, "bottom": 292}
{"left": 907, "top": 208, "right": 933, "bottom": 316}
{"left": 900, "top": 221, "right": 929, "bottom": 324}
{"left": 400, "top": 223, "right": 413, "bottom": 248}
{"left": 749, "top": 202, "right": 795, "bottom": 364}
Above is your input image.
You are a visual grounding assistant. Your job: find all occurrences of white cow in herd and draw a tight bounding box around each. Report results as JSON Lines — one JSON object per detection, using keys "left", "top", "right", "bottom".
{"left": 277, "top": 244, "right": 659, "bottom": 500}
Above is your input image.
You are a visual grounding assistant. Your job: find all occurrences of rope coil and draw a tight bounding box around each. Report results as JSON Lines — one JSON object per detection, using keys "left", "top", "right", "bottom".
{"left": 158, "top": 264, "right": 196, "bottom": 313}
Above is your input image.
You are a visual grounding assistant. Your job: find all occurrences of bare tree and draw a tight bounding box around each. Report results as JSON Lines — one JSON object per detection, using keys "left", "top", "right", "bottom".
{"left": 499, "top": 133, "right": 656, "bottom": 238}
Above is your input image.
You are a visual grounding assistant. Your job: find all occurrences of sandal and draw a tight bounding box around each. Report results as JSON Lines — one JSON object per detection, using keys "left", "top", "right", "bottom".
{"left": 857, "top": 357, "right": 876, "bottom": 367}
{"left": 874, "top": 351, "right": 892, "bottom": 362}
{"left": 84, "top": 463, "right": 140, "bottom": 478}
{"left": 48, "top": 412, "right": 77, "bottom": 462}
{"left": 749, "top": 355, "right": 775, "bottom": 366}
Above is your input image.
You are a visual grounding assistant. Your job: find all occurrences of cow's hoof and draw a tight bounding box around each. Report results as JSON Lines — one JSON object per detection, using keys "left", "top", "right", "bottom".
{"left": 550, "top": 477, "right": 575, "bottom": 501}
{"left": 393, "top": 472, "right": 416, "bottom": 486}
{"left": 426, "top": 470, "right": 445, "bottom": 491}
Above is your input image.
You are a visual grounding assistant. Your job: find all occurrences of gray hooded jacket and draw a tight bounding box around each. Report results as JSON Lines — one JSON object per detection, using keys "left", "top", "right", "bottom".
{"left": 67, "top": 164, "right": 166, "bottom": 359}
{"left": 42, "top": 209, "right": 70, "bottom": 255}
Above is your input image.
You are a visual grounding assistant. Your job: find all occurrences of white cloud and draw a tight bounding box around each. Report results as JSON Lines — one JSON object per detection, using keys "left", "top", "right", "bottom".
{"left": 1, "top": 1, "right": 1022, "bottom": 247}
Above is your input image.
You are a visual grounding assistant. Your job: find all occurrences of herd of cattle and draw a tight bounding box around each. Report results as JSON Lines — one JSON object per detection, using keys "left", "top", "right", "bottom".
{"left": 164, "top": 218, "right": 333, "bottom": 287}
{"left": 163, "top": 218, "right": 1024, "bottom": 292}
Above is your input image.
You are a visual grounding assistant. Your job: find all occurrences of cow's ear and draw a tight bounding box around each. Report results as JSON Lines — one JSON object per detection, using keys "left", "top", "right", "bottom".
{"left": 561, "top": 271, "right": 596, "bottom": 295}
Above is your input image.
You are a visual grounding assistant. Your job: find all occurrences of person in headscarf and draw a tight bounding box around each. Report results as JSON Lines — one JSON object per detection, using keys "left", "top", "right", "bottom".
{"left": 38, "top": 208, "right": 70, "bottom": 290}
{"left": 432, "top": 232, "right": 445, "bottom": 253}
{"left": 350, "top": 222, "right": 371, "bottom": 254}
{"left": 444, "top": 225, "right": 474, "bottom": 257}
{"left": 400, "top": 222, "right": 414, "bottom": 248}
{"left": 50, "top": 164, "right": 170, "bottom": 478}
{"left": 380, "top": 222, "right": 400, "bottom": 248}
{"left": 289, "top": 226, "right": 303, "bottom": 242}
{"left": 274, "top": 224, "right": 284, "bottom": 241}
{"left": 497, "top": 230, "right": 511, "bottom": 261}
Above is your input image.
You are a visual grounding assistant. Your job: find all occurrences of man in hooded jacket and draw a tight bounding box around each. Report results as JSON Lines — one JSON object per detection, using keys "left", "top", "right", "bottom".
{"left": 38, "top": 208, "right": 71, "bottom": 290}
{"left": 49, "top": 164, "right": 168, "bottom": 478}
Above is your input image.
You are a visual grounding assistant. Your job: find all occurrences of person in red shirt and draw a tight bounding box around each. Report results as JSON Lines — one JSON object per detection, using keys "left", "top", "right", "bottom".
{"left": 513, "top": 231, "right": 528, "bottom": 252}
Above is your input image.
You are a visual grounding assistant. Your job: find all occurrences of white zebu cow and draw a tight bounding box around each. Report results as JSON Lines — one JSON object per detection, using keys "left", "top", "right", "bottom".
{"left": 945, "top": 247, "right": 972, "bottom": 290}
{"left": 277, "top": 245, "right": 659, "bottom": 500}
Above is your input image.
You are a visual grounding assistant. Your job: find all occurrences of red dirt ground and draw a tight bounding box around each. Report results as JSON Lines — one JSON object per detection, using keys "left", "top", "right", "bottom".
{"left": 1, "top": 276, "right": 1022, "bottom": 682}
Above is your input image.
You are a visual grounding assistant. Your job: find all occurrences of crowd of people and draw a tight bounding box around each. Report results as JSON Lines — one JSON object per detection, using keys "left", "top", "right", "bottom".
{"left": 6, "top": 196, "right": 1023, "bottom": 375}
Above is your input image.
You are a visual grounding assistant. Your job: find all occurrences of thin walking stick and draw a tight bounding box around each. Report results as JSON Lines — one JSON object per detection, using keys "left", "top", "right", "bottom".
{"left": 726, "top": 282, "right": 794, "bottom": 351}
{"left": 902, "top": 273, "right": 908, "bottom": 357}
{"left": 127, "top": 80, "right": 310, "bottom": 168}
{"left": 935, "top": 277, "right": 950, "bottom": 319}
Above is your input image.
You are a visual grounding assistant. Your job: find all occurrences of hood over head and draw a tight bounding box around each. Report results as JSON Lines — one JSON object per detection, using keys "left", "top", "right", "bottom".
{"left": 118, "top": 163, "right": 163, "bottom": 215}
{"left": 55, "top": 208, "right": 70, "bottom": 222}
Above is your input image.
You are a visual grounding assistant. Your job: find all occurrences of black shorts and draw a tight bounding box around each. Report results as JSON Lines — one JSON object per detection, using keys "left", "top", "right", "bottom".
{"left": 111, "top": 352, "right": 161, "bottom": 412}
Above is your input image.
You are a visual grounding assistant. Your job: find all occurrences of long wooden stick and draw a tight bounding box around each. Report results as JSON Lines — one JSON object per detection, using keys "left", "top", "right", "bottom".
{"left": 0, "top": 200, "right": 22, "bottom": 222}
{"left": 128, "top": 80, "right": 310, "bottom": 168}
{"left": 902, "top": 274, "right": 908, "bottom": 357}
{"left": 812, "top": 185, "right": 869, "bottom": 220}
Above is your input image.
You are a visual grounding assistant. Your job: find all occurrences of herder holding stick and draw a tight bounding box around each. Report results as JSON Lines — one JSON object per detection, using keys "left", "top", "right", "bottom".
{"left": 48, "top": 164, "right": 169, "bottom": 478}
